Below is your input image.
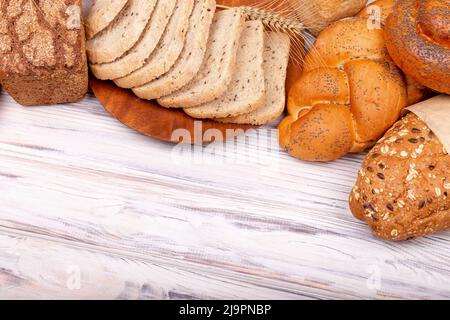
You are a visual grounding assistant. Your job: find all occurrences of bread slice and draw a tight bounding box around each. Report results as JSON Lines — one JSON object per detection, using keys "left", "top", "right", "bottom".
{"left": 85, "top": 0, "right": 129, "bottom": 40}
{"left": 158, "top": 8, "right": 245, "bottom": 108}
{"left": 218, "top": 32, "right": 290, "bottom": 125}
{"left": 90, "top": 0, "right": 177, "bottom": 80}
{"left": 133, "top": 0, "right": 216, "bottom": 100}
{"left": 86, "top": 0, "right": 157, "bottom": 64}
{"left": 114, "top": 0, "right": 194, "bottom": 89}
{"left": 184, "top": 20, "right": 265, "bottom": 119}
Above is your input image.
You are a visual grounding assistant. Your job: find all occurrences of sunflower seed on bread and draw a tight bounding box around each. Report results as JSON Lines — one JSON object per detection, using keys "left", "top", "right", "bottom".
{"left": 85, "top": 0, "right": 129, "bottom": 40}
{"left": 133, "top": 0, "right": 216, "bottom": 100}
{"left": 90, "top": 0, "right": 177, "bottom": 80}
{"left": 184, "top": 20, "right": 265, "bottom": 119}
{"left": 218, "top": 32, "right": 290, "bottom": 125}
{"left": 350, "top": 112, "right": 450, "bottom": 241}
{"left": 86, "top": 0, "right": 157, "bottom": 64}
{"left": 158, "top": 8, "right": 245, "bottom": 108}
{"left": 114, "top": 0, "right": 194, "bottom": 89}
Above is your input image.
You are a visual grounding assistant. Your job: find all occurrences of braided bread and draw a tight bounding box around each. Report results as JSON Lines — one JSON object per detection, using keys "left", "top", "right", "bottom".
{"left": 384, "top": 0, "right": 450, "bottom": 94}
{"left": 278, "top": 16, "right": 424, "bottom": 162}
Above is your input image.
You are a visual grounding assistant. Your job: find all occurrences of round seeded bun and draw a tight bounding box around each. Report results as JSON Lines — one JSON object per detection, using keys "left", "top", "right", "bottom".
{"left": 349, "top": 112, "right": 450, "bottom": 241}
{"left": 383, "top": 0, "right": 450, "bottom": 94}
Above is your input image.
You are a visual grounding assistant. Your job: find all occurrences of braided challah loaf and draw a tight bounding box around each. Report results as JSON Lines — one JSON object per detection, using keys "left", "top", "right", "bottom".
{"left": 278, "top": 15, "right": 425, "bottom": 162}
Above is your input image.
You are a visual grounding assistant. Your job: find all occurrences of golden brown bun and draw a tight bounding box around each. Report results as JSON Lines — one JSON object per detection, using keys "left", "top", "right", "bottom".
{"left": 279, "top": 17, "right": 411, "bottom": 162}
{"left": 358, "top": 0, "right": 431, "bottom": 104}
{"left": 289, "top": 0, "right": 368, "bottom": 35}
{"left": 384, "top": 0, "right": 450, "bottom": 94}
{"left": 349, "top": 113, "right": 450, "bottom": 241}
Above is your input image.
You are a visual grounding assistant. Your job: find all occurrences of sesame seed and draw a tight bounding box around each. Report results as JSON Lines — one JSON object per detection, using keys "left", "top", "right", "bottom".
{"left": 435, "top": 187, "right": 442, "bottom": 197}
{"left": 400, "top": 151, "right": 408, "bottom": 158}
{"left": 377, "top": 173, "right": 385, "bottom": 180}
{"left": 391, "top": 229, "right": 399, "bottom": 237}
{"left": 381, "top": 145, "right": 389, "bottom": 154}
{"left": 444, "top": 183, "right": 450, "bottom": 190}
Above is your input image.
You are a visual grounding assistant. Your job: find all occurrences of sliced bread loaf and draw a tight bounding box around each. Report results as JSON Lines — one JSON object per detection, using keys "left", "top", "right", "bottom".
{"left": 86, "top": 0, "right": 157, "bottom": 64}
{"left": 184, "top": 20, "right": 265, "bottom": 119}
{"left": 90, "top": 0, "right": 177, "bottom": 80}
{"left": 114, "top": 0, "right": 194, "bottom": 89}
{"left": 133, "top": 0, "right": 216, "bottom": 100}
{"left": 85, "top": 0, "right": 129, "bottom": 40}
{"left": 218, "top": 32, "right": 290, "bottom": 125}
{"left": 158, "top": 8, "right": 245, "bottom": 108}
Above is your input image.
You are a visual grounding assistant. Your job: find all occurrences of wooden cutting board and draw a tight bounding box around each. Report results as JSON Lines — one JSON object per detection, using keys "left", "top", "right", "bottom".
{"left": 90, "top": 0, "right": 303, "bottom": 144}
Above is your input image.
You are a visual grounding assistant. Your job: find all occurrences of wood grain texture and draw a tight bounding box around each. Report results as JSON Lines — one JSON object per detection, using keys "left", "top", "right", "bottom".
{"left": 0, "top": 91, "right": 450, "bottom": 299}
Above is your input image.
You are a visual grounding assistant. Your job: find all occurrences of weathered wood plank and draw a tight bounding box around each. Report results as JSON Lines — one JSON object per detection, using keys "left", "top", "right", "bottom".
{"left": 0, "top": 92, "right": 449, "bottom": 299}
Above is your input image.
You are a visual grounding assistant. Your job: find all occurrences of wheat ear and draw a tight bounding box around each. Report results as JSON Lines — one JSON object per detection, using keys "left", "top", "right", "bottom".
{"left": 217, "top": 4, "right": 304, "bottom": 36}
{"left": 217, "top": 4, "right": 306, "bottom": 65}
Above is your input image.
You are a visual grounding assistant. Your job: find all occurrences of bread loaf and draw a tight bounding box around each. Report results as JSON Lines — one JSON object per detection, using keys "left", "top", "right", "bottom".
{"left": 114, "top": 0, "right": 195, "bottom": 89}
{"left": 384, "top": 0, "right": 450, "bottom": 94}
{"left": 133, "top": 0, "right": 216, "bottom": 100}
{"left": 184, "top": 20, "right": 265, "bottom": 119}
{"left": 357, "top": 0, "right": 431, "bottom": 105}
{"left": 85, "top": 0, "right": 129, "bottom": 40}
{"left": 288, "top": 0, "right": 367, "bottom": 35}
{"left": 158, "top": 8, "right": 245, "bottom": 108}
{"left": 90, "top": 0, "right": 177, "bottom": 80}
{"left": 278, "top": 16, "right": 419, "bottom": 162}
{"left": 218, "top": 32, "right": 291, "bottom": 125}
{"left": 86, "top": 0, "right": 157, "bottom": 64}
{"left": 350, "top": 112, "right": 450, "bottom": 241}
{"left": 0, "top": 0, "right": 88, "bottom": 106}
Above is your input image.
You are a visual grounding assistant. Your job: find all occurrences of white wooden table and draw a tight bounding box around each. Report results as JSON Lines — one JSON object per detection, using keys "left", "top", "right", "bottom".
{"left": 0, "top": 91, "right": 449, "bottom": 300}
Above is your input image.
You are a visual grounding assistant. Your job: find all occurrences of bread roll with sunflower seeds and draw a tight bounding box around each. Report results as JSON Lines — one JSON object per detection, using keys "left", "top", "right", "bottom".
{"left": 349, "top": 112, "right": 450, "bottom": 241}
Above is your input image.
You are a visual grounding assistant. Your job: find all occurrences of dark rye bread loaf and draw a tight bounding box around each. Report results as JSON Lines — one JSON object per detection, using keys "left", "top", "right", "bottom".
{"left": 350, "top": 113, "right": 450, "bottom": 240}
{"left": 0, "top": 0, "right": 88, "bottom": 106}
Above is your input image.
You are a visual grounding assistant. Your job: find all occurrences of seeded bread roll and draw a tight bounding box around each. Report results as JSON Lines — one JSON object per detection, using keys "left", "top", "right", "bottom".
{"left": 384, "top": 0, "right": 450, "bottom": 94}
{"left": 349, "top": 113, "right": 450, "bottom": 241}
{"left": 0, "top": 0, "right": 88, "bottom": 106}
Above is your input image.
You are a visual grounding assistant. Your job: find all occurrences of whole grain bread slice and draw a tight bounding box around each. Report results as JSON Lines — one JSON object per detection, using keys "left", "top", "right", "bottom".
{"left": 133, "top": 0, "right": 216, "bottom": 100}
{"left": 158, "top": 8, "right": 245, "bottom": 108}
{"left": 114, "top": 0, "right": 194, "bottom": 89}
{"left": 90, "top": 0, "right": 177, "bottom": 80}
{"left": 184, "top": 20, "right": 265, "bottom": 119}
{"left": 85, "top": 0, "right": 129, "bottom": 40}
{"left": 86, "top": 0, "right": 157, "bottom": 64}
{"left": 218, "top": 32, "right": 290, "bottom": 125}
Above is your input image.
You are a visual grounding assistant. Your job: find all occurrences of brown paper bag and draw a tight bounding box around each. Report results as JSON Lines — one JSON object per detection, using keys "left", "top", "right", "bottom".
{"left": 407, "top": 95, "right": 450, "bottom": 153}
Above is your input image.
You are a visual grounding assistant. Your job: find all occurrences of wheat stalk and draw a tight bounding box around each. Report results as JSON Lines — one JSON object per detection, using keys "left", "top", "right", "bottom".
{"left": 217, "top": 4, "right": 308, "bottom": 65}
{"left": 217, "top": 4, "right": 304, "bottom": 36}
